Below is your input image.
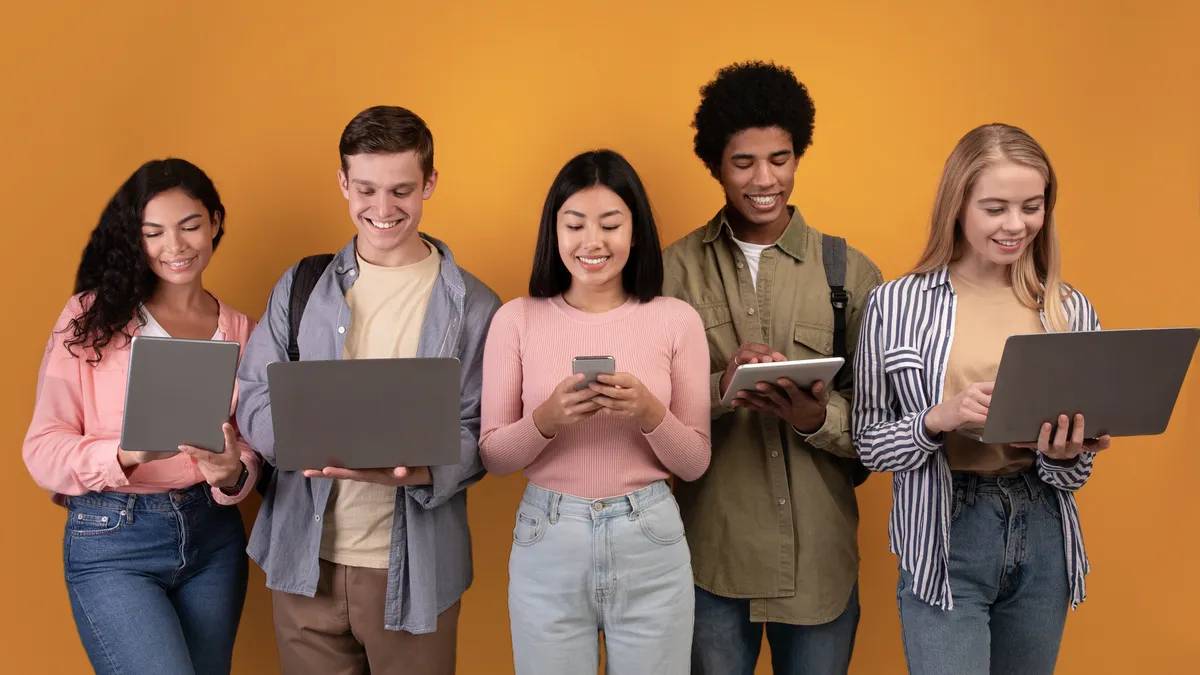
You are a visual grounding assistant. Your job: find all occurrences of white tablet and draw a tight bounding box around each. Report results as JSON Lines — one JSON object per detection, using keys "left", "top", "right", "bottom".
{"left": 720, "top": 357, "right": 845, "bottom": 408}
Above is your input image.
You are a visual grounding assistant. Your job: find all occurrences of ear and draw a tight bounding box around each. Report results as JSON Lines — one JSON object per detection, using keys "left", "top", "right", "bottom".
{"left": 422, "top": 169, "right": 439, "bottom": 200}
{"left": 338, "top": 168, "right": 350, "bottom": 200}
{"left": 211, "top": 211, "right": 224, "bottom": 240}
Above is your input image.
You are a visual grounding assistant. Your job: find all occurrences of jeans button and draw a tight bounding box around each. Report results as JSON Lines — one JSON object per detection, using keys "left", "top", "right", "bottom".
{"left": 593, "top": 503, "right": 603, "bottom": 511}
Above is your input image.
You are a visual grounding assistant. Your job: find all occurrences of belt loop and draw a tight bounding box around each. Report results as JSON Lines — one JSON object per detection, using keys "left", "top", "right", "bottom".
{"left": 627, "top": 491, "right": 640, "bottom": 521}
{"left": 964, "top": 474, "right": 978, "bottom": 506}
{"left": 1021, "top": 470, "right": 1038, "bottom": 500}
{"left": 124, "top": 493, "right": 137, "bottom": 524}
{"left": 549, "top": 492, "right": 560, "bottom": 525}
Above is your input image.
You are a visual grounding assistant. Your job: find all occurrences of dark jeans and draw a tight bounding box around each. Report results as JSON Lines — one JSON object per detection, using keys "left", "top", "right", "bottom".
{"left": 692, "top": 583, "right": 860, "bottom": 675}
{"left": 897, "top": 469, "right": 1070, "bottom": 675}
{"left": 64, "top": 482, "right": 248, "bottom": 675}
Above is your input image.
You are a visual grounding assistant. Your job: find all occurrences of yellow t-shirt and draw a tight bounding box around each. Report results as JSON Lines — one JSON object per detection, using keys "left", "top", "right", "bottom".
{"left": 319, "top": 241, "right": 441, "bottom": 568}
{"left": 943, "top": 270, "right": 1041, "bottom": 475}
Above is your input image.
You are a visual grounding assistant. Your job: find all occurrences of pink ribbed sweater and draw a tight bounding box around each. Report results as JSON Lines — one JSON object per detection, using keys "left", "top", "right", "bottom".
{"left": 479, "top": 295, "right": 711, "bottom": 498}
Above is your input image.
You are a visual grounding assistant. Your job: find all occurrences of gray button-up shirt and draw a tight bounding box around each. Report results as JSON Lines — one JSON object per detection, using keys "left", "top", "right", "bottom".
{"left": 237, "top": 234, "right": 501, "bottom": 633}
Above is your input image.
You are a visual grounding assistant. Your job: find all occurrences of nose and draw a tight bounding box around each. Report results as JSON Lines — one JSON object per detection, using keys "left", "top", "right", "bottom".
{"left": 751, "top": 160, "right": 774, "bottom": 188}
{"left": 375, "top": 192, "right": 391, "bottom": 216}
{"left": 1004, "top": 209, "right": 1026, "bottom": 233}
{"left": 163, "top": 228, "right": 185, "bottom": 252}
{"left": 581, "top": 224, "right": 603, "bottom": 250}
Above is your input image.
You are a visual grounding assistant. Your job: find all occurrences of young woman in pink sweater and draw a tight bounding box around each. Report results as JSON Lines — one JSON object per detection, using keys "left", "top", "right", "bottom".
{"left": 22, "top": 159, "right": 258, "bottom": 675}
{"left": 480, "top": 150, "right": 711, "bottom": 675}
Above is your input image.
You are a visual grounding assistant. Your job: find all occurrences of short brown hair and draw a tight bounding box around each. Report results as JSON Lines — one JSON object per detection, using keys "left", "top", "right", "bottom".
{"left": 338, "top": 106, "right": 434, "bottom": 179}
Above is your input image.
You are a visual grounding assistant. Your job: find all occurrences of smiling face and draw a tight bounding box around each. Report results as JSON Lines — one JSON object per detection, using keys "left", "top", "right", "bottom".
{"left": 958, "top": 160, "right": 1048, "bottom": 271}
{"left": 140, "top": 188, "right": 221, "bottom": 287}
{"left": 718, "top": 126, "right": 798, "bottom": 234}
{"left": 339, "top": 150, "right": 437, "bottom": 266}
{"left": 556, "top": 185, "right": 633, "bottom": 295}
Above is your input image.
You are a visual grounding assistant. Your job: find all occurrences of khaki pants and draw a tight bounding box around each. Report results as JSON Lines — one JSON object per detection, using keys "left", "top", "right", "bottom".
{"left": 272, "top": 559, "right": 459, "bottom": 675}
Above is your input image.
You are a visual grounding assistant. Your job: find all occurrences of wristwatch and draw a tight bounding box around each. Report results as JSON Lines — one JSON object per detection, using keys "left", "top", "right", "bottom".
{"left": 218, "top": 462, "right": 249, "bottom": 496}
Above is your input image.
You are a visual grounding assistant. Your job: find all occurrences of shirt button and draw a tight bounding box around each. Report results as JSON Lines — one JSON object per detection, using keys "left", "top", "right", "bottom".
{"left": 337, "top": 326, "right": 346, "bottom": 334}
{"left": 314, "top": 515, "right": 321, "bottom": 521}
{"left": 349, "top": 269, "right": 356, "bottom": 277}
{"left": 778, "top": 498, "right": 787, "bottom": 506}
{"left": 771, "top": 451, "right": 779, "bottom": 458}
{"left": 736, "top": 261, "right": 744, "bottom": 269}
{"left": 747, "top": 307, "right": 756, "bottom": 315}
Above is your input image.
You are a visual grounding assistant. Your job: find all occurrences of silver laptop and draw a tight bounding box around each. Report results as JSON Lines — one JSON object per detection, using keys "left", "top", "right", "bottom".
{"left": 267, "top": 357, "right": 462, "bottom": 472}
{"left": 120, "top": 336, "right": 241, "bottom": 453}
{"left": 967, "top": 327, "right": 1199, "bottom": 444}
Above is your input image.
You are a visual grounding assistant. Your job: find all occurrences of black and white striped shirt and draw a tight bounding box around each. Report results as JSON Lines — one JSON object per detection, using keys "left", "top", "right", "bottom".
{"left": 851, "top": 266, "right": 1099, "bottom": 610}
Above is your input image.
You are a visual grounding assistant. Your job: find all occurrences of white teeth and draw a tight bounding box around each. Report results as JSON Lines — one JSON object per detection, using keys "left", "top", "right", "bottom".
{"left": 994, "top": 239, "right": 1020, "bottom": 247}
{"left": 749, "top": 195, "right": 777, "bottom": 205}
{"left": 167, "top": 259, "right": 192, "bottom": 268}
{"left": 579, "top": 256, "right": 609, "bottom": 265}
{"left": 371, "top": 219, "right": 399, "bottom": 229}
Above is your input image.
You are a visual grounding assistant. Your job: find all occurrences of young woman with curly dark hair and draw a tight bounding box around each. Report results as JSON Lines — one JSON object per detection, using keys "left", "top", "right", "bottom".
{"left": 22, "top": 158, "right": 260, "bottom": 675}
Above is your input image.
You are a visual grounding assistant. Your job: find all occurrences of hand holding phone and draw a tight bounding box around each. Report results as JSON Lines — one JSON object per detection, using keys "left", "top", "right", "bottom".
{"left": 572, "top": 356, "right": 616, "bottom": 391}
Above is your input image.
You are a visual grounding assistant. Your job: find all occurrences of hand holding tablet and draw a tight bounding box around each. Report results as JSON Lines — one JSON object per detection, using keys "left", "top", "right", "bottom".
{"left": 719, "top": 342, "right": 845, "bottom": 432}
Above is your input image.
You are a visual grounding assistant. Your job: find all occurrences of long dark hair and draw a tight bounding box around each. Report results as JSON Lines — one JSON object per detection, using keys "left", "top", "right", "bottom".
{"left": 66, "top": 158, "right": 226, "bottom": 363}
{"left": 529, "top": 150, "right": 663, "bottom": 302}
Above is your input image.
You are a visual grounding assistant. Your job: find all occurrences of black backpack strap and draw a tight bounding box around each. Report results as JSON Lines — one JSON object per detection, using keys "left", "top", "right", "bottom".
{"left": 286, "top": 254, "right": 335, "bottom": 362}
{"left": 257, "top": 253, "right": 334, "bottom": 497}
{"left": 821, "top": 235, "right": 849, "bottom": 360}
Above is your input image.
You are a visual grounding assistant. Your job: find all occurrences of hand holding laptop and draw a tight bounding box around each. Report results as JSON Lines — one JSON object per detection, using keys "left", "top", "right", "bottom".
{"left": 1011, "top": 414, "right": 1111, "bottom": 461}
{"left": 302, "top": 465, "right": 432, "bottom": 487}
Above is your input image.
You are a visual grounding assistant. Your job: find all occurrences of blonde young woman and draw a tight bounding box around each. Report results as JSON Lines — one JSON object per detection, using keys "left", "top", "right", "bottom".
{"left": 852, "top": 123, "right": 1110, "bottom": 675}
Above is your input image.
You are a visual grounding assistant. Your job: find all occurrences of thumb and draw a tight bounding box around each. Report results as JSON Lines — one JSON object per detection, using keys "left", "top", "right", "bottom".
{"left": 979, "top": 381, "right": 995, "bottom": 394}
{"left": 393, "top": 466, "right": 410, "bottom": 479}
{"left": 222, "top": 422, "right": 237, "bottom": 449}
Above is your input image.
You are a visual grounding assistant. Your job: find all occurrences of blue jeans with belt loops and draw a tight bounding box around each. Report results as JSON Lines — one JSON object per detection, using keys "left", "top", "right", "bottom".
{"left": 63, "top": 482, "right": 248, "bottom": 675}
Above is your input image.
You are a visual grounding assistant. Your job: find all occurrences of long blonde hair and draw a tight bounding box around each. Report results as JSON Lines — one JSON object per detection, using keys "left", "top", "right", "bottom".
{"left": 912, "top": 123, "right": 1069, "bottom": 332}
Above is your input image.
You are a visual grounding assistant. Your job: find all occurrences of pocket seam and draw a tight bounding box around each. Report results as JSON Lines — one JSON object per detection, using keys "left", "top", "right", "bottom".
{"left": 636, "top": 500, "right": 686, "bottom": 546}
{"left": 512, "top": 511, "right": 547, "bottom": 547}
{"left": 67, "top": 509, "right": 126, "bottom": 538}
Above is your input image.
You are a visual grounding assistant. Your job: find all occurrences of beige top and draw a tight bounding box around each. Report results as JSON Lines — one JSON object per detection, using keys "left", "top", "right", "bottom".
{"left": 319, "top": 241, "right": 441, "bottom": 568}
{"left": 943, "top": 270, "right": 1040, "bottom": 475}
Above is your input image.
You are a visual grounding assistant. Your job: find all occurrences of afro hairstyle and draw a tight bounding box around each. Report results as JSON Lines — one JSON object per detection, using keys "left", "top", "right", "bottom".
{"left": 692, "top": 61, "right": 816, "bottom": 177}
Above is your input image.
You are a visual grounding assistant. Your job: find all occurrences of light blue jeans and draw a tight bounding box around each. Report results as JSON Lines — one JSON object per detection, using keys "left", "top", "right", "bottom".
{"left": 508, "top": 480, "right": 694, "bottom": 675}
{"left": 897, "top": 468, "right": 1070, "bottom": 675}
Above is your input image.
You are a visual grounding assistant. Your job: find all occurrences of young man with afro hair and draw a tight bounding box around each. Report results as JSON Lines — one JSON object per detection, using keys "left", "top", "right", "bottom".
{"left": 663, "top": 61, "right": 883, "bottom": 674}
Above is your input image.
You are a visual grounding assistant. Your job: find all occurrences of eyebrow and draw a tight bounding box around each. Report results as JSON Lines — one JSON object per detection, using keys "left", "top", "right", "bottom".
{"left": 563, "top": 209, "right": 625, "bottom": 218}
{"left": 731, "top": 149, "right": 793, "bottom": 161}
{"left": 143, "top": 213, "right": 203, "bottom": 227}
{"left": 351, "top": 179, "right": 419, "bottom": 190}
{"left": 977, "top": 195, "right": 1045, "bottom": 204}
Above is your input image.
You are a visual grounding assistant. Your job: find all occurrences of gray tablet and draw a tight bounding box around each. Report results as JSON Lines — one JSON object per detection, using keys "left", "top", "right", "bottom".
{"left": 120, "top": 336, "right": 240, "bottom": 453}
{"left": 267, "top": 357, "right": 462, "bottom": 472}
{"left": 970, "top": 327, "right": 1199, "bottom": 444}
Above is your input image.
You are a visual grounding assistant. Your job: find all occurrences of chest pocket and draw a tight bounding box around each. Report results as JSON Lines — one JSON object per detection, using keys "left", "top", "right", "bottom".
{"left": 882, "top": 345, "right": 927, "bottom": 415}
{"left": 793, "top": 322, "right": 833, "bottom": 358}
{"left": 88, "top": 358, "right": 128, "bottom": 425}
{"left": 696, "top": 303, "right": 736, "bottom": 372}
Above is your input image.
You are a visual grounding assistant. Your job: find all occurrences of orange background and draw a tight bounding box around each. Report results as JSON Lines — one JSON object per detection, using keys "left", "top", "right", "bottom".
{"left": 2, "top": 1, "right": 1197, "bottom": 673}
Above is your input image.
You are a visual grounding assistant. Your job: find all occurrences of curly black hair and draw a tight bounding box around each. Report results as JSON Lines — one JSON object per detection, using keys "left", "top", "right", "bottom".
{"left": 692, "top": 61, "right": 817, "bottom": 177}
{"left": 66, "top": 158, "right": 225, "bottom": 364}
